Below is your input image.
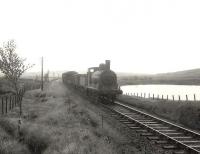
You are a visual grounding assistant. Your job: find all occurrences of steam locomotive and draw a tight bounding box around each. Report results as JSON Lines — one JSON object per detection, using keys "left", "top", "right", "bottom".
{"left": 62, "top": 60, "right": 122, "bottom": 103}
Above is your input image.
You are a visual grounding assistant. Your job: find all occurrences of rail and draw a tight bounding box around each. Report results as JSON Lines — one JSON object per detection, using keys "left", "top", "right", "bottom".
{"left": 103, "top": 101, "right": 200, "bottom": 153}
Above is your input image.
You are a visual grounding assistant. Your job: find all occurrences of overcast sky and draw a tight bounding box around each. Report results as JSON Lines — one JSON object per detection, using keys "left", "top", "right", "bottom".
{"left": 0, "top": 0, "right": 200, "bottom": 74}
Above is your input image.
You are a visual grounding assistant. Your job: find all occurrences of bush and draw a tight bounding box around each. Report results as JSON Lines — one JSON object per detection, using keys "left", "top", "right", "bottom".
{"left": 0, "top": 118, "right": 17, "bottom": 137}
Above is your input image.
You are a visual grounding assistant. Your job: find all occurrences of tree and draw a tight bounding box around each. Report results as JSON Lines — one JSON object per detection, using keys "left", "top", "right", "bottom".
{"left": 44, "top": 70, "right": 49, "bottom": 82}
{"left": 0, "top": 40, "right": 34, "bottom": 94}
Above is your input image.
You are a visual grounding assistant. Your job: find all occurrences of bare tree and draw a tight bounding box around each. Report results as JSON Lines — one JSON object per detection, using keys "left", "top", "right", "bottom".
{"left": 0, "top": 40, "right": 34, "bottom": 94}
{"left": 44, "top": 70, "right": 49, "bottom": 82}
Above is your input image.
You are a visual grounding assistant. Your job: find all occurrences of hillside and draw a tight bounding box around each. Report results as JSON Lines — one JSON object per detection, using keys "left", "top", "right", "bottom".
{"left": 117, "top": 68, "right": 200, "bottom": 85}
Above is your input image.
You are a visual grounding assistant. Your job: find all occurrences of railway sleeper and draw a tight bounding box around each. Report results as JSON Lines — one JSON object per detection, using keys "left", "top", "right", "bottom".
{"left": 181, "top": 140, "right": 200, "bottom": 144}
{"left": 142, "top": 121, "right": 158, "bottom": 124}
{"left": 129, "top": 116, "right": 142, "bottom": 119}
{"left": 155, "top": 140, "right": 168, "bottom": 144}
{"left": 147, "top": 136, "right": 160, "bottom": 140}
{"left": 136, "top": 129, "right": 148, "bottom": 133}
{"left": 147, "top": 124, "right": 163, "bottom": 126}
{"left": 119, "top": 119, "right": 130, "bottom": 122}
{"left": 130, "top": 126, "right": 141, "bottom": 129}
{"left": 122, "top": 121, "right": 134, "bottom": 124}
{"left": 173, "top": 136, "right": 193, "bottom": 140}
{"left": 140, "top": 133, "right": 153, "bottom": 136}
{"left": 164, "top": 132, "right": 183, "bottom": 136}
{"left": 188, "top": 144, "right": 200, "bottom": 148}
{"left": 136, "top": 119, "right": 154, "bottom": 122}
{"left": 159, "top": 130, "right": 177, "bottom": 132}
{"left": 124, "top": 112, "right": 133, "bottom": 115}
{"left": 126, "top": 123, "right": 137, "bottom": 127}
{"left": 153, "top": 126, "right": 169, "bottom": 129}
{"left": 173, "top": 150, "right": 186, "bottom": 154}
{"left": 163, "top": 145, "right": 177, "bottom": 150}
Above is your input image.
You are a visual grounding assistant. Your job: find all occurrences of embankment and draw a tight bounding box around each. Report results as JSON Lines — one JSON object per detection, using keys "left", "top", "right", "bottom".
{"left": 118, "top": 95, "right": 200, "bottom": 130}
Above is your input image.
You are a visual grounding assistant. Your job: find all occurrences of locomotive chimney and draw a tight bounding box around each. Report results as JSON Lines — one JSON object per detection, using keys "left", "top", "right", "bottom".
{"left": 105, "top": 60, "right": 110, "bottom": 70}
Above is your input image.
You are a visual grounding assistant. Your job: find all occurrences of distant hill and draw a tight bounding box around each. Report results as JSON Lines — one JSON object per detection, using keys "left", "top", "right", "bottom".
{"left": 117, "top": 72, "right": 148, "bottom": 77}
{"left": 155, "top": 68, "right": 200, "bottom": 77}
{"left": 117, "top": 68, "right": 200, "bottom": 86}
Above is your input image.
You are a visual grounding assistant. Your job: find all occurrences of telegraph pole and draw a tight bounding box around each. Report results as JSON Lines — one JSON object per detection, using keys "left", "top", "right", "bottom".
{"left": 41, "top": 56, "right": 44, "bottom": 91}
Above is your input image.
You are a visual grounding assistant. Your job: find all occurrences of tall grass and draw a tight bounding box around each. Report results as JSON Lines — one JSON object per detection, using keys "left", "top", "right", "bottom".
{"left": 119, "top": 95, "right": 200, "bottom": 130}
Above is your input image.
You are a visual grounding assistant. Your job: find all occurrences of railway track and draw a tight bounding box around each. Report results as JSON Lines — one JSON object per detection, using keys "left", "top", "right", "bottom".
{"left": 105, "top": 101, "right": 200, "bottom": 154}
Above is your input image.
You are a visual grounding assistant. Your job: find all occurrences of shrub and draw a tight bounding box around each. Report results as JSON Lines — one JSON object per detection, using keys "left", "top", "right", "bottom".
{"left": 0, "top": 118, "right": 17, "bottom": 137}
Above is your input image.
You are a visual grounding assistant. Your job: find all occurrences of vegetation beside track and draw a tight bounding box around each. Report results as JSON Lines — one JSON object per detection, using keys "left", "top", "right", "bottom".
{"left": 118, "top": 95, "right": 200, "bottom": 130}
{"left": 0, "top": 80, "right": 142, "bottom": 154}
{"left": 0, "top": 77, "right": 40, "bottom": 95}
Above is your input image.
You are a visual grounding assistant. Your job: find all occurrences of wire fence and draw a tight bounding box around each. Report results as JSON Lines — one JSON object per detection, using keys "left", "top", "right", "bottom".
{"left": 123, "top": 92, "right": 200, "bottom": 102}
{"left": 0, "top": 83, "right": 41, "bottom": 115}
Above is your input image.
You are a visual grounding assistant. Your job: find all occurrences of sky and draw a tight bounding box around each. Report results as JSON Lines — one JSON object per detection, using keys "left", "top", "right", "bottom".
{"left": 0, "top": 0, "right": 200, "bottom": 74}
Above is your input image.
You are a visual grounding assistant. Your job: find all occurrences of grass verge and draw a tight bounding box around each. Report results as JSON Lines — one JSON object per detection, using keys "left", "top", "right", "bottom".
{"left": 0, "top": 80, "right": 142, "bottom": 154}
{"left": 118, "top": 95, "right": 200, "bottom": 130}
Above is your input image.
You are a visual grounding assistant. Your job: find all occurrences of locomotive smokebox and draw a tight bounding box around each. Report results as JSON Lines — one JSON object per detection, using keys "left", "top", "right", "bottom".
{"left": 105, "top": 60, "right": 110, "bottom": 70}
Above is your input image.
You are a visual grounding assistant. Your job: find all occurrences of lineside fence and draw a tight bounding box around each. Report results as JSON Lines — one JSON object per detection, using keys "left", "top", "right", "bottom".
{"left": 0, "top": 83, "right": 41, "bottom": 115}
{"left": 123, "top": 92, "right": 200, "bottom": 102}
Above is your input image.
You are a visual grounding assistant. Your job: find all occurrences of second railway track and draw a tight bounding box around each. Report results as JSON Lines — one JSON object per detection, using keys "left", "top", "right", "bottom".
{"left": 104, "top": 101, "right": 200, "bottom": 154}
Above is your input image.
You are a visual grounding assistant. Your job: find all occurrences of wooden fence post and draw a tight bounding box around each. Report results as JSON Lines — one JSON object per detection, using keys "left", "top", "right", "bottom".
{"left": 153, "top": 94, "right": 154, "bottom": 99}
{"left": 2, "top": 97, "right": 4, "bottom": 114}
{"left": 172, "top": 95, "right": 174, "bottom": 101}
{"left": 5, "top": 97, "right": 8, "bottom": 114}
{"left": 194, "top": 94, "right": 196, "bottom": 101}
{"left": 9, "top": 96, "right": 11, "bottom": 110}
{"left": 19, "top": 94, "right": 22, "bottom": 116}
{"left": 186, "top": 95, "right": 188, "bottom": 101}
{"left": 144, "top": 93, "right": 146, "bottom": 98}
{"left": 12, "top": 96, "right": 14, "bottom": 108}
{"left": 16, "top": 95, "right": 19, "bottom": 106}
{"left": 178, "top": 95, "right": 181, "bottom": 101}
{"left": 101, "top": 115, "right": 103, "bottom": 129}
{"left": 15, "top": 95, "right": 17, "bottom": 106}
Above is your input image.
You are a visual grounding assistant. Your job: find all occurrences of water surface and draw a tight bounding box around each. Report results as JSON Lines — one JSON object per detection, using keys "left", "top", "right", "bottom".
{"left": 121, "top": 85, "right": 200, "bottom": 101}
